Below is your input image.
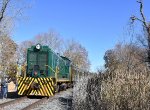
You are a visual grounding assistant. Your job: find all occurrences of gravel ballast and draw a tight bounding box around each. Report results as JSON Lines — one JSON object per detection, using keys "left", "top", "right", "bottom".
{"left": 32, "top": 89, "right": 73, "bottom": 110}
{"left": 0, "top": 89, "right": 73, "bottom": 110}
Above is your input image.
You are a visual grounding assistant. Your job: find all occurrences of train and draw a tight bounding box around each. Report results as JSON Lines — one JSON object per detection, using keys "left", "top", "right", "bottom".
{"left": 17, "top": 44, "right": 78, "bottom": 97}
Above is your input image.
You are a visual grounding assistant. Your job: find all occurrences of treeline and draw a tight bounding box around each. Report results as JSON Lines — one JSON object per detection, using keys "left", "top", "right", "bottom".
{"left": 0, "top": 0, "right": 28, "bottom": 79}
{"left": 0, "top": 30, "right": 90, "bottom": 80}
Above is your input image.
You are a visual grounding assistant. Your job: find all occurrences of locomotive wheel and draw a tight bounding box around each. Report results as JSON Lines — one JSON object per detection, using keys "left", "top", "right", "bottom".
{"left": 61, "top": 83, "right": 67, "bottom": 91}
{"left": 55, "top": 85, "right": 60, "bottom": 93}
{"left": 67, "top": 83, "right": 72, "bottom": 88}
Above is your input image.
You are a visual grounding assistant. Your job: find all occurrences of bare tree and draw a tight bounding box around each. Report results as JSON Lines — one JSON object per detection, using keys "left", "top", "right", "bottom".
{"left": 0, "top": 0, "right": 31, "bottom": 79}
{"left": 0, "top": 0, "right": 10, "bottom": 23}
{"left": 16, "top": 41, "right": 33, "bottom": 76}
{"left": 0, "top": 35, "right": 17, "bottom": 77}
{"left": 104, "top": 43, "right": 145, "bottom": 73}
{"left": 130, "top": 0, "right": 150, "bottom": 65}
{"left": 104, "top": 49, "right": 118, "bottom": 73}
{"left": 63, "top": 40, "right": 90, "bottom": 71}
{"left": 0, "top": 0, "right": 31, "bottom": 35}
{"left": 17, "top": 40, "right": 33, "bottom": 65}
{"left": 33, "top": 30, "right": 64, "bottom": 54}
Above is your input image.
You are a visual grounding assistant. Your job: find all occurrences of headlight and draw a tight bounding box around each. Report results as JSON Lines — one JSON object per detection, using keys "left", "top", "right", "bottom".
{"left": 36, "top": 44, "right": 40, "bottom": 50}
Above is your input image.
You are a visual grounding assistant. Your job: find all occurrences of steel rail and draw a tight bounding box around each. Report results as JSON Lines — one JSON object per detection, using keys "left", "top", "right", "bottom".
{"left": 21, "top": 90, "right": 68, "bottom": 110}
{"left": 0, "top": 96, "right": 27, "bottom": 108}
{"left": 21, "top": 97, "right": 48, "bottom": 110}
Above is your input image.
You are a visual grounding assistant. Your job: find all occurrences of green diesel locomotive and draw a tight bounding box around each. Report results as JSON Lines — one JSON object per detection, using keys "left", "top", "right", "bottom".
{"left": 17, "top": 44, "right": 74, "bottom": 96}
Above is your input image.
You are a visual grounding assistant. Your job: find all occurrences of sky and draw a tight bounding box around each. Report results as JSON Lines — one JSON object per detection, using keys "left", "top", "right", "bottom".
{"left": 13, "top": 0, "right": 150, "bottom": 72}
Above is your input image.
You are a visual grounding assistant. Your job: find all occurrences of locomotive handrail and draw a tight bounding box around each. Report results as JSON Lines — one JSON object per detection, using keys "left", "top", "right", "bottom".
{"left": 45, "top": 65, "right": 59, "bottom": 85}
{"left": 45, "top": 65, "right": 56, "bottom": 73}
{"left": 49, "top": 48, "right": 66, "bottom": 64}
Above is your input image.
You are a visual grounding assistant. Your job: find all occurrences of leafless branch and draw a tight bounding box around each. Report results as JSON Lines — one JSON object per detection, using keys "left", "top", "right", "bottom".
{"left": 0, "top": 0, "right": 10, "bottom": 23}
{"left": 137, "top": 0, "right": 147, "bottom": 28}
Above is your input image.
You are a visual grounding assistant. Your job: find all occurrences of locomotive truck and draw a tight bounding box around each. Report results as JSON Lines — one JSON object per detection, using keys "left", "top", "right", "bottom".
{"left": 17, "top": 44, "right": 75, "bottom": 97}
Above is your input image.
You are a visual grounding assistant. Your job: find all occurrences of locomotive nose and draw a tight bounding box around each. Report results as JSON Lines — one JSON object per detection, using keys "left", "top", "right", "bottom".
{"left": 31, "top": 82, "right": 40, "bottom": 90}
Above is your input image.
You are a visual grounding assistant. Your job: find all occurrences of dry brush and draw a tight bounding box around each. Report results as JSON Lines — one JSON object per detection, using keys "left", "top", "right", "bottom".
{"left": 72, "top": 43, "right": 150, "bottom": 110}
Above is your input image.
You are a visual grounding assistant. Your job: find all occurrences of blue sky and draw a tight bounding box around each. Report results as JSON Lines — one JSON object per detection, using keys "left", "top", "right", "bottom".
{"left": 13, "top": 0, "right": 150, "bottom": 72}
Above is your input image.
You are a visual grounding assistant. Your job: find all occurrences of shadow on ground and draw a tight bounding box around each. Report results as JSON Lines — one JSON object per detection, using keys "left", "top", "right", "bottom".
{"left": 0, "top": 91, "right": 21, "bottom": 99}
{"left": 0, "top": 91, "right": 45, "bottom": 99}
{"left": 27, "top": 95, "right": 45, "bottom": 99}
{"left": 59, "top": 96, "right": 72, "bottom": 110}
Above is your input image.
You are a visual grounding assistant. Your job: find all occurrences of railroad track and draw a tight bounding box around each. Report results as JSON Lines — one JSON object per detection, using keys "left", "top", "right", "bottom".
{"left": 21, "top": 92, "right": 64, "bottom": 110}
{"left": 21, "top": 97, "right": 48, "bottom": 110}
{"left": 0, "top": 96, "right": 27, "bottom": 108}
{"left": 0, "top": 89, "right": 72, "bottom": 110}
{"left": 0, "top": 96, "right": 40, "bottom": 110}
